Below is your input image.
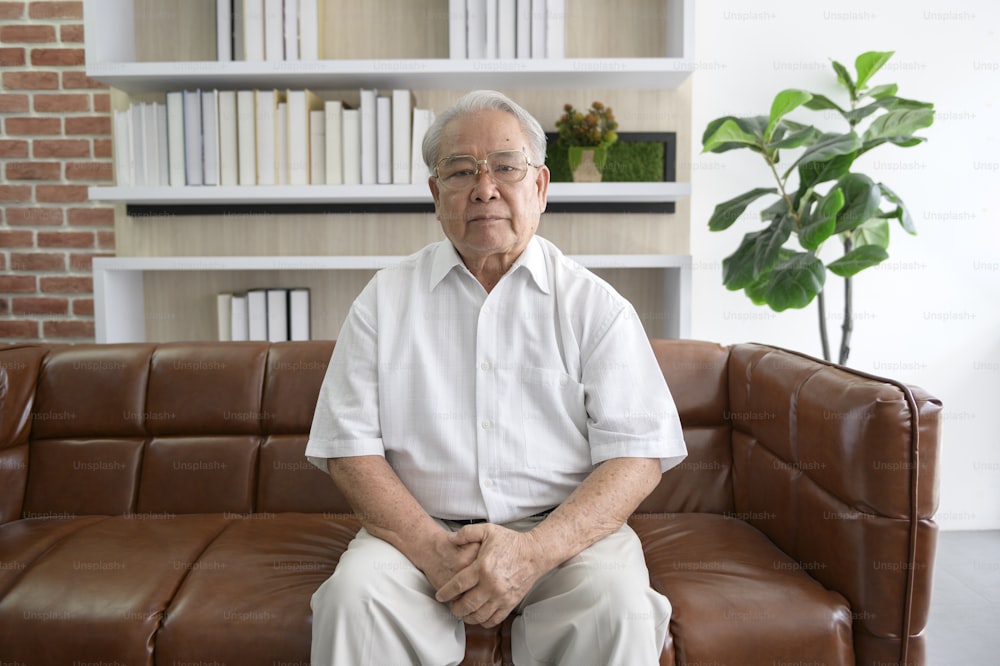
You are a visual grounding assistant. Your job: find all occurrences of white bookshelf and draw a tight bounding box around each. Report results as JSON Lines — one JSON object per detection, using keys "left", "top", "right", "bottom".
{"left": 93, "top": 254, "right": 691, "bottom": 343}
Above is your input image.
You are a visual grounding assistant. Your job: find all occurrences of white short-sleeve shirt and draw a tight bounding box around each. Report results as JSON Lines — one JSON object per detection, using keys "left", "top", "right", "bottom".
{"left": 306, "top": 236, "right": 687, "bottom": 524}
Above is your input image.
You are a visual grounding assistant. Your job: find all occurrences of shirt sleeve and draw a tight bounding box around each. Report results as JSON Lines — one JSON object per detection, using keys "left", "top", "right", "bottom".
{"left": 582, "top": 305, "right": 688, "bottom": 473}
{"left": 305, "top": 279, "right": 385, "bottom": 472}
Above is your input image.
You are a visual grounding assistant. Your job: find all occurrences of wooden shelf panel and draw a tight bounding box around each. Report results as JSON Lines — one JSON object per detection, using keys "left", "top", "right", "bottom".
{"left": 88, "top": 182, "right": 691, "bottom": 206}
{"left": 85, "top": 59, "right": 694, "bottom": 92}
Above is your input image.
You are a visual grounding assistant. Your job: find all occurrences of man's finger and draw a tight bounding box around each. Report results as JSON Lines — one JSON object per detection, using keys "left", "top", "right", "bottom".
{"left": 447, "top": 523, "right": 488, "bottom": 546}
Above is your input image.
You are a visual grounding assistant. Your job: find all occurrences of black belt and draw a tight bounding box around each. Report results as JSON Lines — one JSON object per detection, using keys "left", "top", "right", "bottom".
{"left": 438, "top": 508, "right": 556, "bottom": 526}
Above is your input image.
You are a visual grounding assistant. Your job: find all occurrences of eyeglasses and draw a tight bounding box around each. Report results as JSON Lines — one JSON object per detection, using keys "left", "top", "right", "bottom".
{"left": 433, "top": 149, "right": 540, "bottom": 190}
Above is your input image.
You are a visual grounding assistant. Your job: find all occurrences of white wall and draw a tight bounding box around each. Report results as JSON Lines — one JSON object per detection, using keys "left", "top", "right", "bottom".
{"left": 690, "top": 0, "right": 1000, "bottom": 530}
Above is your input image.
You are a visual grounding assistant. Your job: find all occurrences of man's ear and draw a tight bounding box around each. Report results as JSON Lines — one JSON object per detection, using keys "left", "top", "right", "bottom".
{"left": 428, "top": 175, "right": 442, "bottom": 219}
{"left": 535, "top": 165, "right": 550, "bottom": 214}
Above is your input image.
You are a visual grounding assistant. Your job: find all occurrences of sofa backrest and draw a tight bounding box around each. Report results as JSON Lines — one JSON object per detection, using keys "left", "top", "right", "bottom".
{"left": 0, "top": 339, "right": 738, "bottom": 522}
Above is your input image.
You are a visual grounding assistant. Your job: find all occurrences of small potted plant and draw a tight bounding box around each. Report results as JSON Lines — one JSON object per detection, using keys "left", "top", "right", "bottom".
{"left": 555, "top": 101, "right": 618, "bottom": 182}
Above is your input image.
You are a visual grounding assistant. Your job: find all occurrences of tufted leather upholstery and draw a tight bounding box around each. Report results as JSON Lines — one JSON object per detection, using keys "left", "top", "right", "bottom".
{"left": 0, "top": 339, "right": 940, "bottom": 665}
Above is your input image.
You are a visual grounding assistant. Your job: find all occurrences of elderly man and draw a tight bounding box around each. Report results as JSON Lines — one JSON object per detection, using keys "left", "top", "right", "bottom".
{"left": 306, "top": 90, "right": 687, "bottom": 665}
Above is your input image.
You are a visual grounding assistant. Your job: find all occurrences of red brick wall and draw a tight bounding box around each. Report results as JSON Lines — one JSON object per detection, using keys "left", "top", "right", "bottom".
{"left": 1, "top": 0, "right": 115, "bottom": 342}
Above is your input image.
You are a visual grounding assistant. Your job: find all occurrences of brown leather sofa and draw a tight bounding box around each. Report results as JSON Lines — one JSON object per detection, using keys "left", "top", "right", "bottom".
{"left": 0, "top": 339, "right": 941, "bottom": 665}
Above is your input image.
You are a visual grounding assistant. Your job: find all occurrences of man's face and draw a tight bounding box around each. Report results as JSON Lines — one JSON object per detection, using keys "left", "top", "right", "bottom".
{"left": 429, "top": 109, "right": 550, "bottom": 268}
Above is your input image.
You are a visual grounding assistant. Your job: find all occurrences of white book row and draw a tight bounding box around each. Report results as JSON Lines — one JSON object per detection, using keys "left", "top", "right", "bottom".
{"left": 218, "top": 0, "right": 322, "bottom": 62}
{"left": 449, "top": 0, "right": 564, "bottom": 59}
{"left": 217, "top": 288, "right": 310, "bottom": 342}
{"left": 112, "top": 88, "right": 435, "bottom": 188}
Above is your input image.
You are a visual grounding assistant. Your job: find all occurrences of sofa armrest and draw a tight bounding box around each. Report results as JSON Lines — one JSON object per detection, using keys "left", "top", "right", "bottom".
{"left": 726, "top": 343, "right": 941, "bottom": 666}
{"left": 0, "top": 345, "right": 53, "bottom": 525}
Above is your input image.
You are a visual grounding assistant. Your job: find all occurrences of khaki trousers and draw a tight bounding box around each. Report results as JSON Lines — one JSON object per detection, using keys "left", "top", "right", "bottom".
{"left": 310, "top": 518, "right": 671, "bottom": 666}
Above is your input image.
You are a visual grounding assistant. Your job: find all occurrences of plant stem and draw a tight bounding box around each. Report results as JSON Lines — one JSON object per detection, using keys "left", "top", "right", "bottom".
{"left": 839, "top": 236, "right": 854, "bottom": 365}
{"left": 817, "top": 289, "right": 831, "bottom": 362}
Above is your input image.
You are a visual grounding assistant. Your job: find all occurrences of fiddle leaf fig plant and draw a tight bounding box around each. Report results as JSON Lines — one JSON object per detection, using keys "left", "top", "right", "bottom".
{"left": 702, "top": 51, "right": 934, "bottom": 364}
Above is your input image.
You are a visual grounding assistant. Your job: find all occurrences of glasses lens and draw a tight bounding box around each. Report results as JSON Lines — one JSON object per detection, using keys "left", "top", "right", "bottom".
{"left": 437, "top": 156, "right": 479, "bottom": 189}
{"left": 487, "top": 151, "right": 528, "bottom": 184}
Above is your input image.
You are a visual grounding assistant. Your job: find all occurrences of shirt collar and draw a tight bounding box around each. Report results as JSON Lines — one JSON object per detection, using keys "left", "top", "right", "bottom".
{"left": 429, "top": 237, "right": 550, "bottom": 294}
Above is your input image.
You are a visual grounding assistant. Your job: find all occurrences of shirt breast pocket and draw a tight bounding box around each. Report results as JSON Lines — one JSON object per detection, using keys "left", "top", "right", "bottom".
{"left": 519, "top": 366, "right": 590, "bottom": 471}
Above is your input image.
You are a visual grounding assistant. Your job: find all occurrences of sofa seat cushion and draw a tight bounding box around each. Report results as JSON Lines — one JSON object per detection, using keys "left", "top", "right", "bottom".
{"left": 157, "top": 513, "right": 359, "bottom": 665}
{"left": 630, "top": 512, "right": 855, "bottom": 666}
{"left": 0, "top": 514, "right": 232, "bottom": 665}
{"left": 0, "top": 513, "right": 360, "bottom": 666}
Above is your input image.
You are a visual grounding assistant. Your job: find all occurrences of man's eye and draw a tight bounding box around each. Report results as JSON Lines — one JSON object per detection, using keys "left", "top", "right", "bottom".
{"left": 448, "top": 169, "right": 475, "bottom": 178}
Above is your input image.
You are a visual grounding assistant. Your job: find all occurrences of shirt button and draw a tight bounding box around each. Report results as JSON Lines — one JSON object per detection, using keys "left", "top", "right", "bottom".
{"left": 480, "top": 361, "right": 491, "bottom": 371}
{"left": 484, "top": 479, "right": 495, "bottom": 488}
{"left": 559, "top": 376, "right": 569, "bottom": 386}
{"left": 481, "top": 420, "right": 491, "bottom": 429}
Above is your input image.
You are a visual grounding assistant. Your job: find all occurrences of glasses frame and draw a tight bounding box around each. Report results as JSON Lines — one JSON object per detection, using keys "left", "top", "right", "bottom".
{"left": 433, "top": 149, "right": 541, "bottom": 190}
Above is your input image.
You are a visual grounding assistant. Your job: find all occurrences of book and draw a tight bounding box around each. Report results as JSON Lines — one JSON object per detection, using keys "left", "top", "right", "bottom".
{"left": 498, "top": 0, "right": 516, "bottom": 59}
{"left": 410, "top": 107, "right": 434, "bottom": 184}
{"left": 283, "top": 0, "right": 299, "bottom": 60}
{"left": 182, "top": 90, "right": 203, "bottom": 185}
{"left": 530, "top": 0, "right": 546, "bottom": 58}
{"left": 276, "top": 100, "right": 288, "bottom": 184}
{"left": 324, "top": 100, "right": 343, "bottom": 184}
{"left": 267, "top": 288, "right": 288, "bottom": 342}
{"left": 230, "top": 292, "right": 249, "bottom": 341}
{"left": 218, "top": 90, "right": 239, "bottom": 186}
{"left": 359, "top": 89, "right": 377, "bottom": 185}
{"left": 236, "top": 89, "right": 257, "bottom": 185}
{"left": 392, "top": 89, "right": 413, "bottom": 184}
{"left": 309, "top": 109, "right": 325, "bottom": 184}
{"left": 286, "top": 89, "right": 324, "bottom": 185}
{"left": 112, "top": 108, "right": 132, "bottom": 186}
{"left": 242, "top": 0, "right": 265, "bottom": 61}
{"left": 216, "top": 292, "right": 233, "bottom": 341}
{"left": 466, "top": 0, "right": 487, "bottom": 59}
{"left": 299, "top": 0, "right": 321, "bottom": 60}
{"left": 142, "top": 103, "right": 161, "bottom": 186}
{"left": 255, "top": 89, "right": 279, "bottom": 185}
{"left": 546, "top": 0, "right": 564, "bottom": 58}
{"left": 341, "top": 108, "right": 361, "bottom": 185}
{"left": 515, "top": 0, "right": 531, "bottom": 58}
{"left": 448, "top": 0, "right": 466, "bottom": 59}
{"left": 216, "top": 0, "right": 232, "bottom": 61}
{"left": 201, "top": 89, "right": 220, "bottom": 186}
{"left": 263, "top": 0, "right": 284, "bottom": 61}
{"left": 247, "top": 289, "right": 268, "bottom": 340}
{"left": 376, "top": 95, "right": 391, "bottom": 184}
{"left": 128, "top": 104, "right": 145, "bottom": 186}
{"left": 289, "top": 288, "right": 310, "bottom": 341}
{"left": 155, "top": 102, "right": 169, "bottom": 186}
{"left": 166, "top": 91, "right": 186, "bottom": 186}
{"left": 485, "top": 0, "right": 498, "bottom": 59}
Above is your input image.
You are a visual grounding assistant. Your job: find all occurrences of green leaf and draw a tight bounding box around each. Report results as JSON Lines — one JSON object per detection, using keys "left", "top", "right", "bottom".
{"left": 866, "top": 83, "right": 898, "bottom": 100}
{"left": 722, "top": 231, "right": 765, "bottom": 291}
{"left": 766, "top": 89, "right": 813, "bottom": 142}
{"left": 797, "top": 152, "right": 854, "bottom": 193}
{"left": 759, "top": 197, "right": 789, "bottom": 224}
{"left": 803, "top": 94, "right": 846, "bottom": 114}
{"left": 827, "top": 245, "right": 889, "bottom": 277}
{"left": 754, "top": 214, "right": 795, "bottom": 277}
{"left": 853, "top": 217, "right": 890, "bottom": 250}
{"left": 707, "top": 187, "right": 778, "bottom": 231}
{"left": 800, "top": 188, "right": 844, "bottom": 250}
{"left": 763, "top": 253, "right": 826, "bottom": 311}
{"left": 834, "top": 173, "right": 881, "bottom": 233}
{"left": 862, "top": 108, "right": 935, "bottom": 143}
{"left": 879, "top": 183, "right": 917, "bottom": 234}
{"left": 787, "top": 132, "right": 861, "bottom": 177}
{"left": 702, "top": 116, "right": 766, "bottom": 153}
{"left": 855, "top": 51, "right": 895, "bottom": 90}
{"left": 832, "top": 60, "right": 856, "bottom": 99}
{"left": 768, "top": 125, "right": 821, "bottom": 150}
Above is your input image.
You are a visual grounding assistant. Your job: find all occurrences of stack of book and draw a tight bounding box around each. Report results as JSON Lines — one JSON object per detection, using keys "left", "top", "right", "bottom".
{"left": 449, "top": 0, "right": 564, "bottom": 59}
{"left": 217, "top": 288, "right": 310, "bottom": 342}
{"left": 218, "top": 0, "right": 323, "bottom": 62}
{"left": 112, "top": 88, "right": 435, "bottom": 188}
